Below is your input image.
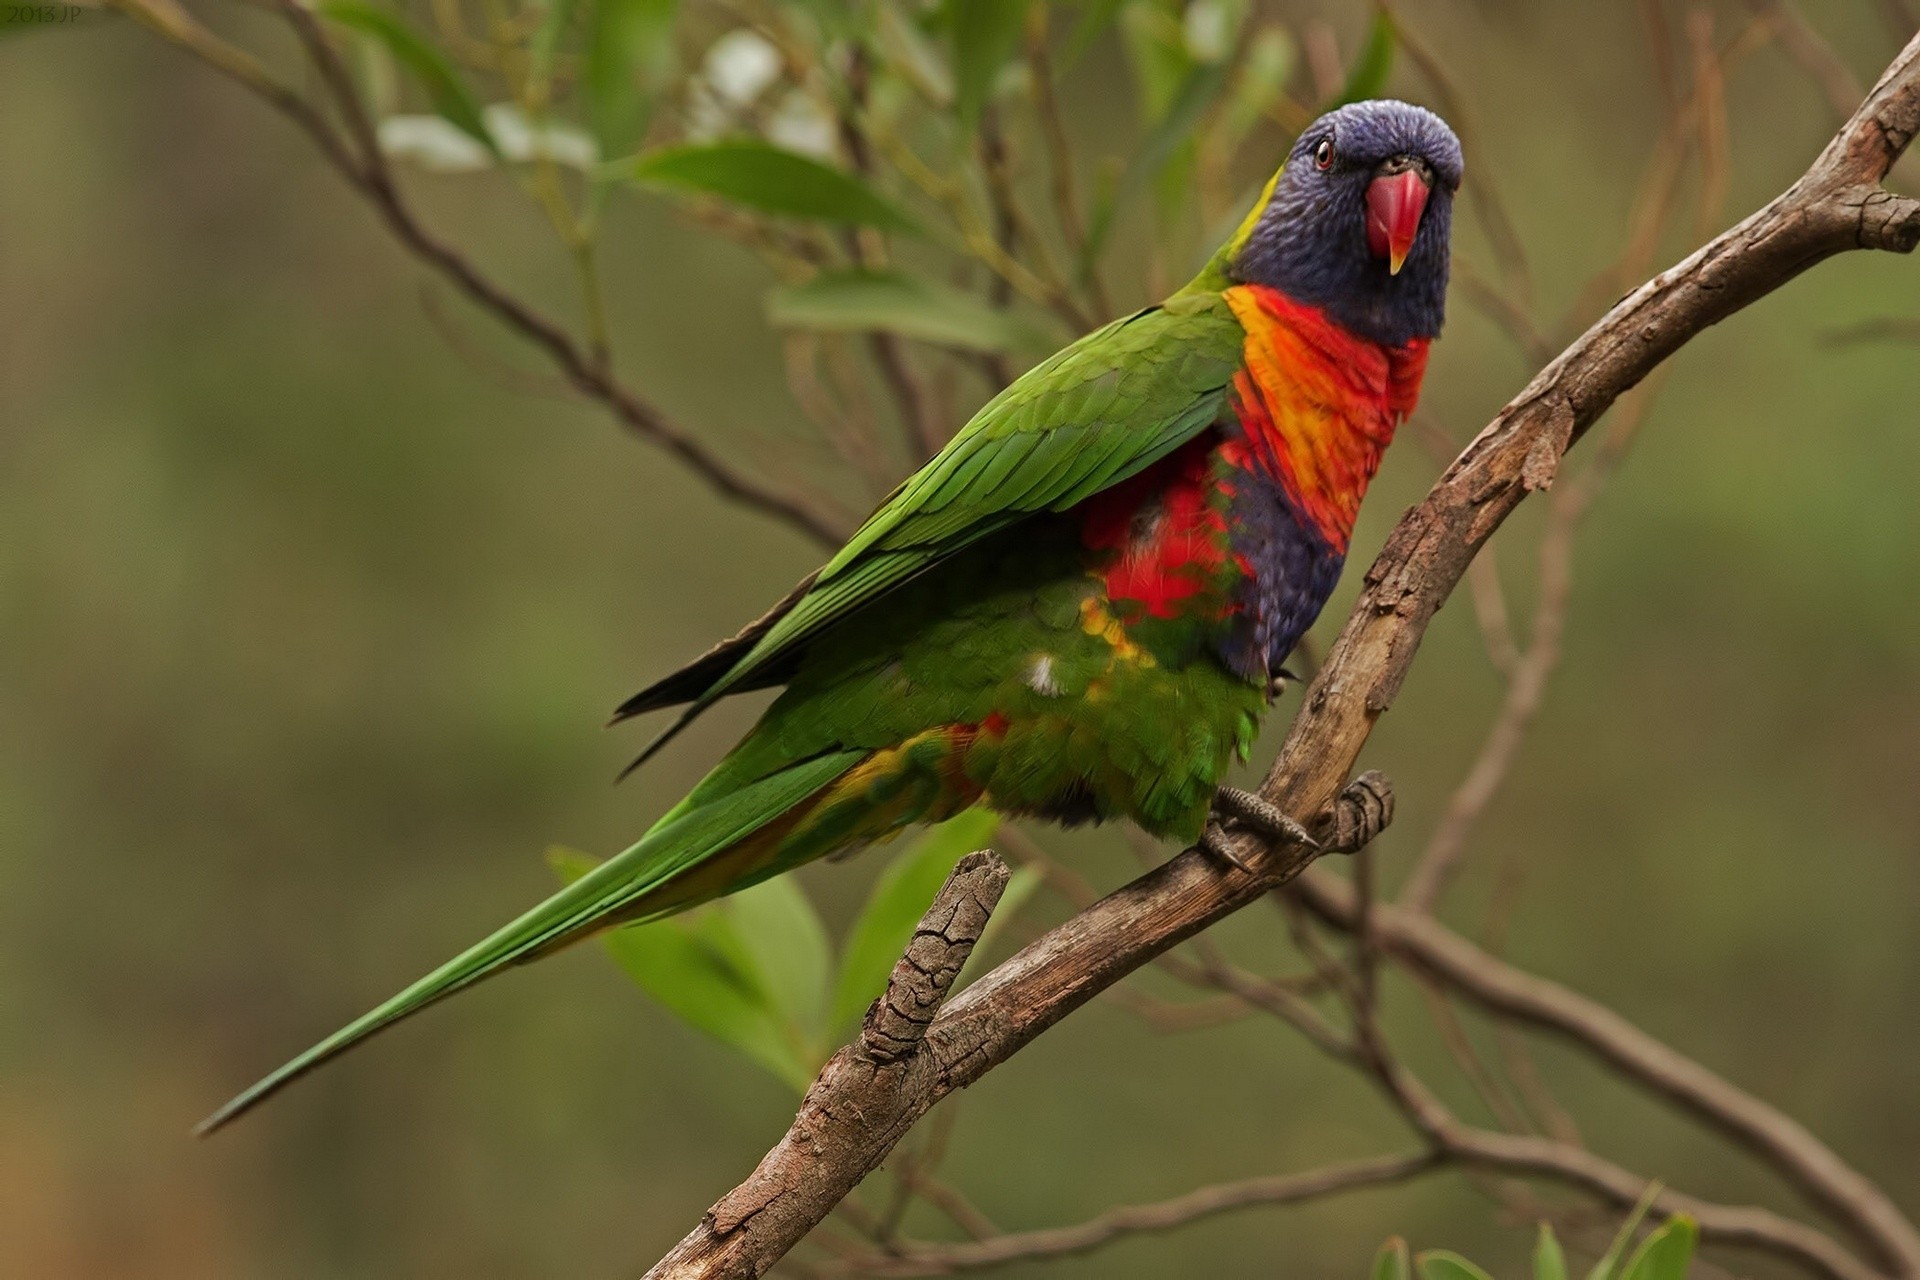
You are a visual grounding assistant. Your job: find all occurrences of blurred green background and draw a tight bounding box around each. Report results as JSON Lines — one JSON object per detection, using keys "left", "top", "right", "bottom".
{"left": 3, "top": 1, "right": 1918, "bottom": 1276}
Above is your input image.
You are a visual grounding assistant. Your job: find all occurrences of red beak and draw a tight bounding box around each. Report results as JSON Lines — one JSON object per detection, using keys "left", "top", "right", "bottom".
{"left": 1365, "top": 169, "right": 1431, "bottom": 276}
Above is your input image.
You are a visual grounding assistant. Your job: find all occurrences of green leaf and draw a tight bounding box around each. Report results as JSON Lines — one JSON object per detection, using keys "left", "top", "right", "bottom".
{"left": 724, "top": 874, "right": 832, "bottom": 1041}
{"left": 1372, "top": 1236, "right": 1411, "bottom": 1280}
{"left": 830, "top": 809, "right": 1000, "bottom": 1033}
{"left": 1621, "top": 1216, "right": 1697, "bottom": 1280}
{"left": 528, "top": 0, "right": 583, "bottom": 96}
{"left": 318, "top": 0, "right": 500, "bottom": 158}
{"left": 547, "top": 848, "right": 812, "bottom": 1090}
{"left": 1061, "top": 0, "right": 1124, "bottom": 71}
{"left": 623, "top": 140, "right": 920, "bottom": 232}
{"left": 1329, "top": 8, "right": 1394, "bottom": 108}
{"left": 1534, "top": 1224, "right": 1570, "bottom": 1280}
{"left": 1416, "top": 1252, "right": 1497, "bottom": 1280}
{"left": 767, "top": 269, "right": 1049, "bottom": 352}
{"left": 948, "top": 0, "right": 1027, "bottom": 127}
{"left": 585, "top": 0, "right": 678, "bottom": 157}
{"left": 1215, "top": 25, "right": 1294, "bottom": 155}
{"left": 1588, "top": 1183, "right": 1664, "bottom": 1280}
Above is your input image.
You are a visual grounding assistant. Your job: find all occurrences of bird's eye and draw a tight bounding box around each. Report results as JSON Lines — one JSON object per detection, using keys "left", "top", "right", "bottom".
{"left": 1313, "top": 138, "right": 1335, "bottom": 170}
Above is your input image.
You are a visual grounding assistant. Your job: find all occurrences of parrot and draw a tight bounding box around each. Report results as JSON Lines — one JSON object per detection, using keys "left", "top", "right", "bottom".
{"left": 199, "top": 99, "right": 1462, "bottom": 1134}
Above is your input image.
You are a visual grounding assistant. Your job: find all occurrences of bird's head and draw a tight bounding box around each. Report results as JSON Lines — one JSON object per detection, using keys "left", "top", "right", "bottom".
{"left": 1229, "top": 99, "right": 1463, "bottom": 347}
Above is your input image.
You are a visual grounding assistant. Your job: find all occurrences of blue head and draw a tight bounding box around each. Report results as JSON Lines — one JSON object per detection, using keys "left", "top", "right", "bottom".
{"left": 1231, "top": 100, "right": 1463, "bottom": 347}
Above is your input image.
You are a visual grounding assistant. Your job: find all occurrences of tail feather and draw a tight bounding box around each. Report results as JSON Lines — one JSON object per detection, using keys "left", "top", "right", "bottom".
{"left": 196, "top": 750, "right": 864, "bottom": 1136}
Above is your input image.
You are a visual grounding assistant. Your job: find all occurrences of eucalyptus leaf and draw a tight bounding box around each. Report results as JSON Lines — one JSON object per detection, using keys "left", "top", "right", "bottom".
{"left": 1534, "top": 1223, "right": 1570, "bottom": 1280}
{"left": 1372, "top": 1236, "right": 1411, "bottom": 1280}
{"left": 1416, "top": 1251, "right": 1498, "bottom": 1280}
{"left": 724, "top": 874, "right": 833, "bottom": 1041}
{"left": 546, "top": 848, "right": 812, "bottom": 1090}
{"left": 1587, "top": 1183, "right": 1663, "bottom": 1280}
{"left": 317, "top": 0, "right": 499, "bottom": 157}
{"left": 587, "top": 0, "right": 678, "bottom": 157}
{"left": 767, "top": 269, "right": 1049, "bottom": 352}
{"left": 1620, "top": 1216, "right": 1697, "bottom": 1280}
{"left": 830, "top": 809, "right": 1000, "bottom": 1033}
{"left": 624, "top": 140, "right": 919, "bottom": 232}
{"left": 948, "top": 0, "right": 1027, "bottom": 127}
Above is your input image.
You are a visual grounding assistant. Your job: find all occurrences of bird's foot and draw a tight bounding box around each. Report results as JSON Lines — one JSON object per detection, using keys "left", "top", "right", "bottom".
{"left": 1201, "top": 786, "right": 1320, "bottom": 872}
{"left": 1327, "top": 770, "right": 1396, "bottom": 854}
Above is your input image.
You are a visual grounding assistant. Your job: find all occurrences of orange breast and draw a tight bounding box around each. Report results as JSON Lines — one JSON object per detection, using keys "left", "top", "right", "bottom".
{"left": 1222, "top": 285, "right": 1429, "bottom": 554}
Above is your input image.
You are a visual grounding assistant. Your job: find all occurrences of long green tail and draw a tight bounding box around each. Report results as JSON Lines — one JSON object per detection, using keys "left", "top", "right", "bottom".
{"left": 196, "top": 750, "right": 863, "bottom": 1135}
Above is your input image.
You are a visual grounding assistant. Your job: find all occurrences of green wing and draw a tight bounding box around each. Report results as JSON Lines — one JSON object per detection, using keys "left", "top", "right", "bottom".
{"left": 623, "top": 292, "right": 1245, "bottom": 761}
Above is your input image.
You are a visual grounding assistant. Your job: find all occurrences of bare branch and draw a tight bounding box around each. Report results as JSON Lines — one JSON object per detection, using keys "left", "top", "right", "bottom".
{"left": 831, "top": 1152, "right": 1443, "bottom": 1276}
{"left": 1292, "top": 870, "right": 1920, "bottom": 1279}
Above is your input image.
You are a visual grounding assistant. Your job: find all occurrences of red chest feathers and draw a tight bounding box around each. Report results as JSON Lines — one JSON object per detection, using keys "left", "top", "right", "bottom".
{"left": 1222, "top": 285, "right": 1428, "bottom": 554}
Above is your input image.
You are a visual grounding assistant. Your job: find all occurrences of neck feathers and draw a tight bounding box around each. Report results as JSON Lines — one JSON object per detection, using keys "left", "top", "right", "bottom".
{"left": 1222, "top": 285, "right": 1429, "bottom": 553}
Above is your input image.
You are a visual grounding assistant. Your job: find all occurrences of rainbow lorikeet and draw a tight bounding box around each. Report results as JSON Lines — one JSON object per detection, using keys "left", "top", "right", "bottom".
{"left": 201, "top": 99, "right": 1462, "bottom": 1133}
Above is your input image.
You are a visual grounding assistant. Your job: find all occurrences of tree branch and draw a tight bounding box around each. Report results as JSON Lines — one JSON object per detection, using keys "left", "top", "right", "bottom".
{"left": 638, "top": 32, "right": 1920, "bottom": 1278}
{"left": 829, "top": 1151, "right": 1443, "bottom": 1276}
{"left": 644, "top": 852, "right": 1011, "bottom": 1280}
{"left": 1290, "top": 870, "right": 1920, "bottom": 1278}
{"left": 115, "top": 0, "right": 851, "bottom": 548}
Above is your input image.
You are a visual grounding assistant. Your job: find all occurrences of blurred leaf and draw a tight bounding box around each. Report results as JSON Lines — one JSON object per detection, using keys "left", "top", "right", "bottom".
{"left": 1417, "top": 1252, "right": 1497, "bottom": 1280}
{"left": 1621, "top": 1216, "right": 1697, "bottom": 1280}
{"left": 379, "top": 106, "right": 597, "bottom": 171}
{"left": 1119, "top": 2, "right": 1193, "bottom": 116}
{"left": 527, "top": 0, "right": 581, "bottom": 94}
{"left": 1587, "top": 1183, "right": 1663, "bottom": 1280}
{"left": 586, "top": 0, "right": 678, "bottom": 157}
{"left": 767, "top": 269, "right": 1049, "bottom": 352}
{"left": 318, "top": 0, "right": 499, "bottom": 158}
{"left": 1215, "top": 25, "right": 1294, "bottom": 154}
{"left": 623, "top": 140, "right": 919, "bottom": 232}
{"left": 1081, "top": 59, "right": 1229, "bottom": 275}
{"left": 1059, "top": 0, "right": 1124, "bottom": 70}
{"left": 1329, "top": 8, "right": 1394, "bottom": 107}
{"left": 725, "top": 874, "right": 832, "bottom": 1040}
{"left": 546, "top": 848, "right": 813, "bottom": 1090}
{"left": 1372, "top": 1236, "right": 1412, "bottom": 1280}
{"left": 484, "top": 103, "right": 599, "bottom": 167}
{"left": 830, "top": 809, "right": 999, "bottom": 1033}
{"left": 878, "top": 0, "right": 953, "bottom": 105}
{"left": 1534, "top": 1224, "right": 1569, "bottom": 1280}
{"left": 378, "top": 115, "right": 493, "bottom": 171}
{"left": 1181, "top": 0, "right": 1245, "bottom": 63}
{"left": 948, "top": 0, "right": 1027, "bottom": 127}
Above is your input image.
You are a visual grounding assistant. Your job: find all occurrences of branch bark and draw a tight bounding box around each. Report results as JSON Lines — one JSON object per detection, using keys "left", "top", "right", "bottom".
{"left": 645, "top": 852, "right": 1010, "bottom": 1280}
{"left": 641, "top": 32, "right": 1920, "bottom": 1279}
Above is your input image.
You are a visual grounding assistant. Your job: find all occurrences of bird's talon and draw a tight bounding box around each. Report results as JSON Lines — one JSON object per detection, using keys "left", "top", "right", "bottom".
{"left": 1200, "top": 821, "right": 1256, "bottom": 873}
{"left": 1211, "top": 786, "right": 1320, "bottom": 852}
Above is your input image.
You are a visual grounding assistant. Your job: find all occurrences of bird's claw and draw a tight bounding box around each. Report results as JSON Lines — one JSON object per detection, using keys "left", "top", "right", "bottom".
{"left": 1327, "top": 770, "right": 1395, "bottom": 854}
{"left": 1201, "top": 786, "right": 1320, "bottom": 873}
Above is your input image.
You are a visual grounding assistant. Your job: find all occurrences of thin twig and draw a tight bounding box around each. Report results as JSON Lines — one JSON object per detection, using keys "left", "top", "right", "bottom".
{"left": 828, "top": 1152, "right": 1444, "bottom": 1276}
